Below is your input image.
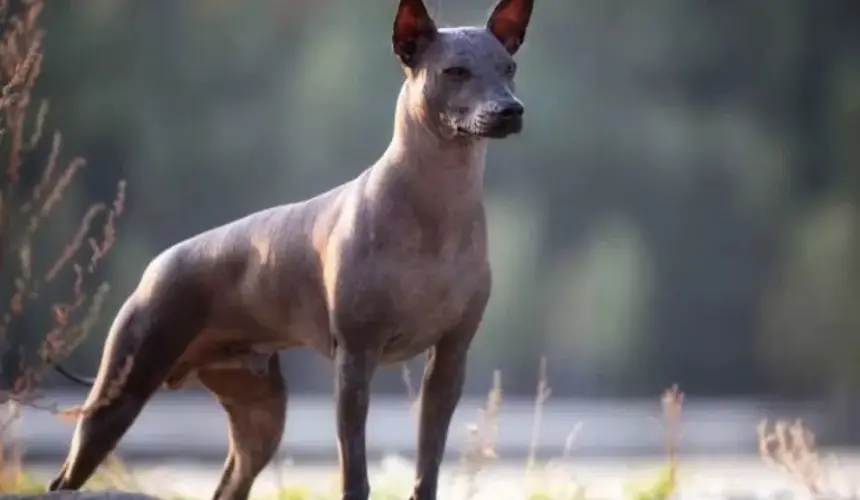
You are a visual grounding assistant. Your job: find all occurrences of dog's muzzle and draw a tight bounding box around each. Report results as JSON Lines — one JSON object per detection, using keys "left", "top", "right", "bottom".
{"left": 479, "top": 102, "right": 524, "bottom": 138}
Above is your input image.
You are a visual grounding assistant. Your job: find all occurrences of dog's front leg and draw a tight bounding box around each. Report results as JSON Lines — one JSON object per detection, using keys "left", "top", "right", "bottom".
{"left": 334, "top": 345, "right": 378, "bottom": 500}
{"left": 410, "top": 334, "right": 472, "bottom": 500}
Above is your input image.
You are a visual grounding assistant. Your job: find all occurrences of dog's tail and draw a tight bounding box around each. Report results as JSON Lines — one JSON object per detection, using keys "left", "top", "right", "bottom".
{"left": 52, "top": 361, "right": 96, "bottom": 386}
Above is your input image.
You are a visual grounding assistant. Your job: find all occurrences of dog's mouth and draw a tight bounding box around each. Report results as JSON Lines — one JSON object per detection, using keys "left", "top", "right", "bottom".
{"left": 480, "top": 117, "right": 523, "bottom": 139}
{"left": 455, "top": 117, "right": 522, "bottom": 139}
{"left": 469, "top": 114, "right": 523, "bottom": 139}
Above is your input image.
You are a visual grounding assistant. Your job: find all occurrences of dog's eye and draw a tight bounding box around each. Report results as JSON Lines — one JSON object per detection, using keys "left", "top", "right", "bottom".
{"left": 443, "top": 66, "right": 472, "bottom": 79}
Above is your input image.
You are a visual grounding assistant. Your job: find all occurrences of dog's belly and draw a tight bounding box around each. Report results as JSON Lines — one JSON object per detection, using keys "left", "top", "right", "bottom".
{"left": 378, "top": 325, "right": 448, "bottom": 364}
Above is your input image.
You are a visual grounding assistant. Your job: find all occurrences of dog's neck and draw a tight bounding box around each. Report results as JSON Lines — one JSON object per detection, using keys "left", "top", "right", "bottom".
{"left": 367, "top": 84, "right": 488, "bottom": 213}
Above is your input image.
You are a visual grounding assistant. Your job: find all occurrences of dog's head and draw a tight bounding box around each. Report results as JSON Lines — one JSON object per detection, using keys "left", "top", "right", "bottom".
{"left": 392, "top": 0, "right": 534, "bottom": 140}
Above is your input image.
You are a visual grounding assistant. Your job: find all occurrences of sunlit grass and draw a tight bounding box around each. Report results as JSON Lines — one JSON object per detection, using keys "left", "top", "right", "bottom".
{"left": 0, "top": 363, "right": 674, "bottom": 499}
{"left": 3, "top": 382, "right": 859, "bottom": 499}
{"left": 0, "top": 370, "right": 750, "bottom": 500}
{"left": 2, "top": 360, "right": 858, "bottom": 499}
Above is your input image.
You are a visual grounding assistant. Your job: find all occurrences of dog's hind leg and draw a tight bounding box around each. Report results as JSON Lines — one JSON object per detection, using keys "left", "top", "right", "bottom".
{"left": 48, "top": 293, "right": 203, "bottom": 491}
{"left": 198, "top": 354, "right": 286, "bottom": 500}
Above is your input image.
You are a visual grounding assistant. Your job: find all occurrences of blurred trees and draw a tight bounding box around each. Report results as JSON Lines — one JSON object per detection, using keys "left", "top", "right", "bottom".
{"left": 3, "top": 0, "right": 859, "bottom": 408}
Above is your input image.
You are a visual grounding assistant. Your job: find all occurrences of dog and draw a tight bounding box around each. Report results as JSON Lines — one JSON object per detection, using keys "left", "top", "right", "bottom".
{"left": 49, "top": 0, "right": 534, "bottom": 498}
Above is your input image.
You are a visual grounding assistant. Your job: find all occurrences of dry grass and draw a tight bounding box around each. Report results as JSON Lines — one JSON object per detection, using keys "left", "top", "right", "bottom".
{"left": 0, "top": 0, "right": 125, "bottom": 490}
{"left": 246, "top": 330, "right": 856, "bottom": 500}
{"left": 758, "top": 419, "right": 859, "bottom": 498}
{"left": 659, "top": 385, "right": 683, "bottom": 493}
{"left": 2, "top": 352, "right": 860, "bottom": 499}
{"left": 456, "top": 369, "right": 503, "bottom": 498}
{"left": 526, "top": 356, "right": 551, "bottom": 475}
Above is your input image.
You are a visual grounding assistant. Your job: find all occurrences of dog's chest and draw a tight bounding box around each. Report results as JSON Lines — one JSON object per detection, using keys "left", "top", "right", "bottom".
{"left": 334, "top": 222, "right": 488, "bottom": 361}
{"left": 376, "top": 247, "right": 487, "bottom": 360}
{"left": 394, "top": 249, "right": 479, "bottom": 314}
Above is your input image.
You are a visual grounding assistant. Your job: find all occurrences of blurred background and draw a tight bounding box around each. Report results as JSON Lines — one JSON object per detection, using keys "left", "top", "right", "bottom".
{"left": 4, "top": 0, "right": 860, "bottom": 471}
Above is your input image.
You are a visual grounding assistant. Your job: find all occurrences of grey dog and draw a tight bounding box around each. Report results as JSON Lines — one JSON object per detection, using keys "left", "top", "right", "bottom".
{"left": 49, "top": 0, "right": 534, "bottom": 498}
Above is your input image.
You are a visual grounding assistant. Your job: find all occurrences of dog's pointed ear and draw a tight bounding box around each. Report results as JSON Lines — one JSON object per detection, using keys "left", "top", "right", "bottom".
{"left": 486, "top": 0, "right": 534, "bottom": 55}
{"left": 393, "top": 0, "right": 437, "bottom": 67}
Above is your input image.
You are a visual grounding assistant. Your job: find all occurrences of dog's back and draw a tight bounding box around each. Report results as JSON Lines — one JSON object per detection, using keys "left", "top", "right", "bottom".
{"left": 143, "top": 174, "right": 357, "bottom": 359}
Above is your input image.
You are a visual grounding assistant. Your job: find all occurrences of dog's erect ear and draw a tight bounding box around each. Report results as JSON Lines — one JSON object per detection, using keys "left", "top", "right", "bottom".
{"left": 486, "top": 0, "right": 534, "bottom": 55}
{"left": 393, "top": 0, "right": 437, "bottom": 67}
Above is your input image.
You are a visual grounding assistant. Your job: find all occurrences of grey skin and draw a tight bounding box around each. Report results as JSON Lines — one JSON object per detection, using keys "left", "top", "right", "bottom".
{"left": 48, "top": 0, "right": 534, "bottom": 499}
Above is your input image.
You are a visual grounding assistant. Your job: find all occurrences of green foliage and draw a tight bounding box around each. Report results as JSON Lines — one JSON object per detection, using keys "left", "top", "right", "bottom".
{"left": 0, "top": 469, "right": 44, "bottom": 494}
{"left": 266, "top": 485, "right": 319, "bottom": 500}
{"left": 623, "top": 466, "right": 676, "bottom": 500}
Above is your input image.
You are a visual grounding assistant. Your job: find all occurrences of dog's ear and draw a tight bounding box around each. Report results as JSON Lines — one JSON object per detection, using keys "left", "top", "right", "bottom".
{"left": 486, "top": 0, "right": 534, "bottom": 55}
{"left": 393, "top": 0, "right": 437, "bottom": 67}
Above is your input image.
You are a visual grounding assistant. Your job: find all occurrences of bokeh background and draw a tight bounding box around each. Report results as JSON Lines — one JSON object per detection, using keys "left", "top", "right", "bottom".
{"left": 4, "top": 0, "right": 860, "bottom": 472}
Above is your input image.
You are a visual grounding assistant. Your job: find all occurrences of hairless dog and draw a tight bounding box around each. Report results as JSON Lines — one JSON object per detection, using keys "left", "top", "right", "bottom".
{"left": 49, "top": 0, "right": 534, "bottom": 498}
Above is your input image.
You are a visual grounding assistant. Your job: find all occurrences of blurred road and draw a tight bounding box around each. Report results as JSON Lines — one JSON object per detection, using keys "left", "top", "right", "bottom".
{"left": 10, "top": 390, "right": 826, "bottom": 463}
{"left": 13, "top": 390, "right": 860, "bottom": 498}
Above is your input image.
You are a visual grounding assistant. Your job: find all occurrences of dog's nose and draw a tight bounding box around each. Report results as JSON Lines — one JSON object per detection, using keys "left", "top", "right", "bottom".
{"left": 499, "top": 102, "right": 524, "bottom": 119}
